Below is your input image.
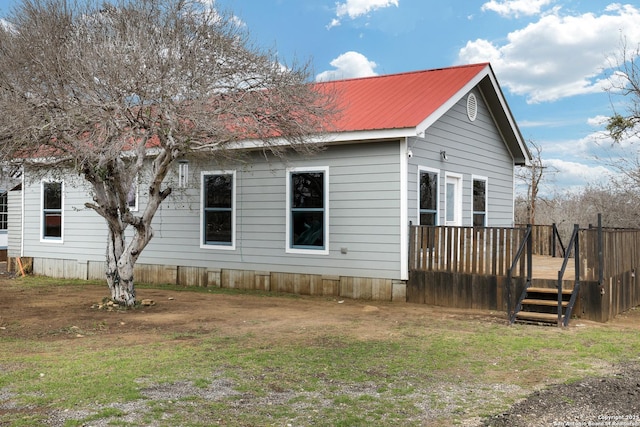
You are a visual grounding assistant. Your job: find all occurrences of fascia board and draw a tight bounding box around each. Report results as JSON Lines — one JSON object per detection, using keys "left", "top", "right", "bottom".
{"left": 232, "top": 128, "right": 415, "bottom": 149}
{"left": 484, "top": 70, "right": 530, "bottom": 164}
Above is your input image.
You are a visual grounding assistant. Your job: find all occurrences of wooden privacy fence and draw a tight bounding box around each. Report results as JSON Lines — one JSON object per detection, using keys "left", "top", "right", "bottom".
{"left": 579, "top": 227, "right": 640, "bottom": 281}
{"left": 577, "top": 226, "right": 640, "bottom": 321}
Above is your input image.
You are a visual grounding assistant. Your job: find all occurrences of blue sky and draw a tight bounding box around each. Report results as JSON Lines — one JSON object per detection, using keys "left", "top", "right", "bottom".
{"left": 2, "top": 0, "right": 640, "bottom": 194}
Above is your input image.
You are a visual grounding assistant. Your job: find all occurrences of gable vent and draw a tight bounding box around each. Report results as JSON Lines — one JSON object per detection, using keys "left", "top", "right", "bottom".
{"left": 467, "top": 93, "right": 477, "bottom": 122}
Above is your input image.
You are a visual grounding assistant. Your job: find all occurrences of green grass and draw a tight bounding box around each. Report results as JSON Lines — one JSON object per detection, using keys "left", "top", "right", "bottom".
{"left": 2, "top": 282, "right": 640, "bottom": 426}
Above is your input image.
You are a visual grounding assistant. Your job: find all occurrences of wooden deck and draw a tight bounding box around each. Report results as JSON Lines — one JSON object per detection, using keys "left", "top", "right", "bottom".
{"left": 530, "top": 255, "right": 576, "bottom": 281}
{"left": 408, "top": 224, "right": 640, "bottom": 322}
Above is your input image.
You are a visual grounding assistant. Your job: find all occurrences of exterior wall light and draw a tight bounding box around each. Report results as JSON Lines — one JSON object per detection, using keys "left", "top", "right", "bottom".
{"left": 440, "top": 150, "right": 448, "bottom": 161}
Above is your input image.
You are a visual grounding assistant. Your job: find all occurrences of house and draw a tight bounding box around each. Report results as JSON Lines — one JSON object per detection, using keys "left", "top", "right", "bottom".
{"left": 7, "top": 63, "right": 530, "bottom": 300}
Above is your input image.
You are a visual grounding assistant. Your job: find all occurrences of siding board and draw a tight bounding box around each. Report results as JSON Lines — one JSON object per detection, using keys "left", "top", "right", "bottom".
{"left": 21, "top": 142, "right": 405, "bottom": 281}
{"left": 407, "top": 88, "right": 515, "bottom": 227}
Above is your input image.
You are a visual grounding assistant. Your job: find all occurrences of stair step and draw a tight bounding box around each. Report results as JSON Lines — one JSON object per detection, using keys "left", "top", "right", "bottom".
{"left": 527, "top": 287, "right": 573, "bottom": 295}
{"left": 516, "top": 311, "right": 562, "bottom": 323}
{"left": 522, "top": 298, "right": 569, "bottom": 307}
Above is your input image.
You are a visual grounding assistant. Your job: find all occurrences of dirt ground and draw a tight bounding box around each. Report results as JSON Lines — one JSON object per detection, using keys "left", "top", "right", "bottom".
{"left": 1, "top": 274, "right": 640, "bottom": 426}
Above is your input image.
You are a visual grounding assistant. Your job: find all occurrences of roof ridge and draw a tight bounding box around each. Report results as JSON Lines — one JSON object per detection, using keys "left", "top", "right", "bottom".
{"left": 316, "top": 62, "right": 490, "bottom": 84}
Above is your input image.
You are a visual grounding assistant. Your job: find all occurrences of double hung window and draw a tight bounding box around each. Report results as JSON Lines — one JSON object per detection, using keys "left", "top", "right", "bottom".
{"left": 287, "top": 167, "right": 328, "bottom": 253}
{"left": 202, "top": 172, "right": 235, "bottom": 248}
{"left": 42, "top": 181, "right": 63, "bottom": 240}
{"left": 419, "top": 169, "right": 438, "bottom": 225}
{"left": 473, "top": 177, "right": 487, "bottom": 227}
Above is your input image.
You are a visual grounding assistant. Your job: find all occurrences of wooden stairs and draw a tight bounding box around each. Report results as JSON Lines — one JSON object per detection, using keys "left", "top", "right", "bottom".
{"left": 507, "top": 223, "right": 581, "bottom": 327}
{"left": 513, "top": 287, "right": 574, "bottom": 326}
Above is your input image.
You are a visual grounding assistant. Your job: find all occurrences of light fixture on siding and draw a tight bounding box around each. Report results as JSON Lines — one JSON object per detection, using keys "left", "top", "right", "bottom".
{"left": 440, "top": 150, "right": 448, "bottom": 161}
{"left": 178, "top": 160, "right": 189, "bottom": 188}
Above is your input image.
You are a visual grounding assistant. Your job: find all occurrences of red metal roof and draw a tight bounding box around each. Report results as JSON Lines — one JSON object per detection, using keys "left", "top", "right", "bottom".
{"left": 316, "top": 63, "right": 489, "bottom": 133}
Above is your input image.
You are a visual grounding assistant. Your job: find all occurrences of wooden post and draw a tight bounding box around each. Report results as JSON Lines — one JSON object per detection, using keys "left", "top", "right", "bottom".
{"left": 16, "top": 257, "right": 25, "bottom": 277}
{"left": 526, "top": 224, "right": 532, "bottom": 286}
{"left": 597, "top": 213, "right": 603, "bottom": 286}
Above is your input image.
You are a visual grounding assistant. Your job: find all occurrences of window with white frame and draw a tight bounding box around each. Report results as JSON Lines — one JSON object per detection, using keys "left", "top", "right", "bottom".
{"left": 287, "top": 167, "right": 328, "bottom": 252}
{"left": 472, "top": 177, "right": 487, "bottom": 227}
{"left": 419, "top": 169, "right": 438, "bottom": 225}
{"left": 42, "top": 181, "right": 63, "bottom": 240}
{"left": 201, "top": 171, "right": 235, "bottom": 247}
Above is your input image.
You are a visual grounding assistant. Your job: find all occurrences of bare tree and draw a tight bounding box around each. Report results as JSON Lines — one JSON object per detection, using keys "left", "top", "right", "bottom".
{"left": 606, "top": 41, "right": 640, "bottom": 143}
{"left": 0, "top": 0, "right": 337, "bottom": 306}
{"left": 515, "top": 140, "right": 554, "bottom": 224}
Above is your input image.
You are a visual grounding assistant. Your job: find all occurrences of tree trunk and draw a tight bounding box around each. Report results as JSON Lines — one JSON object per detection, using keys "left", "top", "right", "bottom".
{"left": 106, "top": 225, "right": 137, "bottom": 307}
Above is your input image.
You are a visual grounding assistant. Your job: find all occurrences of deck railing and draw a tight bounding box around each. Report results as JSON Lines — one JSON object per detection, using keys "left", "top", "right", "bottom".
{"left": 408, "top": 225, "right": 530, "bottom": 276}
{"left": 409, "top": 219, "right": 640, "bottom": 322}
{"left": 515, "top": 223, "right": 565, "bottom": 257}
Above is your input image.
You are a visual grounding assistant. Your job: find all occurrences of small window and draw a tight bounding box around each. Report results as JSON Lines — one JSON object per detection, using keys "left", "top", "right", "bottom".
{"left": 473, "top": 177, "right": 487, "bottom": 227}
{"left": 202, "top": 172, "right": 235, "bottom": 248}
{"left": 42, "top": 181, "right": 63, "bottom": 240}
{"left": 419, "top": 170, "right": 438, "bottom": 225}
{"left": 287, "top": 167, "right": 328, "bottom": 253}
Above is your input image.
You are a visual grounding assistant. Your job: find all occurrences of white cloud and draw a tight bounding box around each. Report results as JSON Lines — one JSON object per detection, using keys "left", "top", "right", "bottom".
{"left": 481, "top": 0, "right": 555, "bottom": 18}
{"left": 328, "top": 0, "right": 399, "bottom": 29}
{"left": 192, "top": 0, "right": 245, "bottom": 28}
{"left": 458, "top": 4, "right": 640, "bottom": 103}
{"left": 315, "top": 51, "right": 378, "bottom": 81}
{"left": 587, "top": 115, "right": 609, "bottom": 127}
{"left": 545, "top": 158, "right": 613, "bottom": 187}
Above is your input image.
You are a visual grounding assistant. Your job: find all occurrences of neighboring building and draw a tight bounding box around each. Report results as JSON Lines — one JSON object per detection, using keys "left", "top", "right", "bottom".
{"left": 7, "top": 63, "right": 530, "bottom": 300}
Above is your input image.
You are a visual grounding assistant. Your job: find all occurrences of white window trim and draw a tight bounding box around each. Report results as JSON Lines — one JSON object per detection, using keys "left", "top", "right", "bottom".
{"left": 200, "top": 170, "right": 236, "bottom": 251}
{"left": 444, "top": 172, "right": 463, "bottom": 226}
{"left": 472, "top": 175, "right": 489, "bottom": 226}
{"left": 40, "top": 180, "right": 64, "bottom": 243}
{"left": 417, "top": 166, "right": 440, "bottom": 225}
{"left": 286, "top": 166, "right": 330, "bottom": 255}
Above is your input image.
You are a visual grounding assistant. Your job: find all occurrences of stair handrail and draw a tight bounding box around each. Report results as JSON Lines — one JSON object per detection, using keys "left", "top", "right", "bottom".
{"left": 507, "top": 224, "right": 532, "bottom": 324}
{"left": 557, "top": 224, "right": 580, "bottom": 327}
{"left": 552, "top": 223, "right": 566, "bottom": 258}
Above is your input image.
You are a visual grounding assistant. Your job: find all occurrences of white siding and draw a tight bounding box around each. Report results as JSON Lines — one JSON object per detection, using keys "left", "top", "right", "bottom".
{"left": 21, "top": 175, "right": 107, "bottom": 261}
{"left": 141, "top": 142, "right": 403, "bottom": 278}
{"left": 7, "top": 189, "right": 22, "bottom": 258}
{"left": 20, "top": 141, "right": 405, "bottom": 280}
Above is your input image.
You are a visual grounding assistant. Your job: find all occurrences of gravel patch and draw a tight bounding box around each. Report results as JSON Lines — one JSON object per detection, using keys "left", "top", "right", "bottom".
{"left": 3, "top": 364, "right": 640, "bottom": 426}
{"left": 483, "top": 363, "right": 640, "bottom": 426}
